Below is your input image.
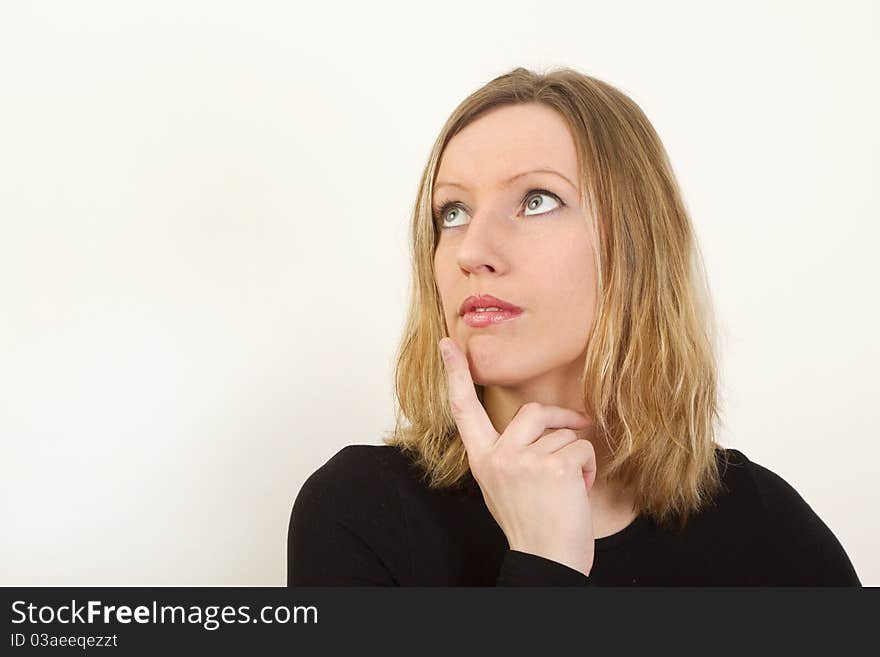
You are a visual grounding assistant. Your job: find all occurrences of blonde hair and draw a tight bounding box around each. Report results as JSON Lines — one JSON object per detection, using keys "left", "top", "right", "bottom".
{"left": 381, "top": 66, "right": 727, "bottom": 532}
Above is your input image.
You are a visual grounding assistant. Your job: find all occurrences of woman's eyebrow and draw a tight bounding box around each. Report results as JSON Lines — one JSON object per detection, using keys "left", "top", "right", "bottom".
{"left": 435, "top": 168, "right": 578, "bottom": 194}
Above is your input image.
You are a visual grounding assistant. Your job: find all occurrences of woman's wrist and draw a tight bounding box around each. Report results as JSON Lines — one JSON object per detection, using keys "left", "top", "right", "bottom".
{"left": 507, "top": 545, "right": 593, "bottom": 578}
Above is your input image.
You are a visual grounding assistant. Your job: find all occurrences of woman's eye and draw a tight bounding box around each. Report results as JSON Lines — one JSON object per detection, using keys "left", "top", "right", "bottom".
{"left": 523, "top": 191, "right": 562, "bottom": 216}
{"left": 434, "top": 189, "right": 564, "bottom": 228}
{"left": 437, "top": 205, "right": 468, "bottom": 227}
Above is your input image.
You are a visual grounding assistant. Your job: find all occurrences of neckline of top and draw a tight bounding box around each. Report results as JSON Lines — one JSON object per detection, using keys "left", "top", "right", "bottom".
{"left": 594, "top": 513, "right": 650, "bottom": 551}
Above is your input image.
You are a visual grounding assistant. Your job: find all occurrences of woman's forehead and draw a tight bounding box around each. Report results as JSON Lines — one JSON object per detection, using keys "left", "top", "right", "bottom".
{"left": 436, "top": 104, "right": 579, "bottom": 191}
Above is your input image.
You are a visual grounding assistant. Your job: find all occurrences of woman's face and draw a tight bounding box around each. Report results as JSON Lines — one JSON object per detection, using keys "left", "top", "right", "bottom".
{"left": 432, "top": 102, "right": 598, "bottom": 388}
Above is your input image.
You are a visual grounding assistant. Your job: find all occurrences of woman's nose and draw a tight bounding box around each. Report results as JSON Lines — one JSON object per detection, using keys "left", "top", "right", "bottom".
{"left": 454, "top": 212, "right": 508, "bottom": 276}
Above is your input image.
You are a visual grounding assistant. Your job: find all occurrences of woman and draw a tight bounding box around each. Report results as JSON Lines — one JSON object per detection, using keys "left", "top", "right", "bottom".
{"left": 287, "top": 66, "right": 861, "bottom": 586}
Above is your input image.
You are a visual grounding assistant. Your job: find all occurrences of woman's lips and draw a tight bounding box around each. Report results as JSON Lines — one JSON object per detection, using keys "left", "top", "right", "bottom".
{"left": 461, "top": 309, "right": 523, "bottom": 328}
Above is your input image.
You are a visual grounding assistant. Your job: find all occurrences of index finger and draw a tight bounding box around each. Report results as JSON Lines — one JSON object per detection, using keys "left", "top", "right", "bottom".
{"left": 439, "top": 337, "right": 498, "bottom": 459}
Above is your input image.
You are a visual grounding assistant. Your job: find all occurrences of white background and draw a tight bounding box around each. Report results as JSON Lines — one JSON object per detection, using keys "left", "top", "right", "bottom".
{"left": 1, "top": 1, "right": 877, "bottom": 585}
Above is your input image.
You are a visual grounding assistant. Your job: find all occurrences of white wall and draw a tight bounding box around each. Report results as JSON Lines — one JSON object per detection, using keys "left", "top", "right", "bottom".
{"left": 1, "top": 0, "right": 877, "bottom": 585}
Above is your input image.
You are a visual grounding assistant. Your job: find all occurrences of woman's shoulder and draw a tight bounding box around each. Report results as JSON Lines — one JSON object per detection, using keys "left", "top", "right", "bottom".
{"left": 297, "top": 444, "right": 400, "bottom": 503}
{"left": 289, "top": 445, "right": 411, "bottom": 540}
{"left": 715, "top": 446, "right": 823, "bottom": 513}
{"left": 713, "top": 445, "right": 827, "bottom": 521}
{"left": 287, "top": 444, "right": 414, "bottom": 585}
{"left": 299, "top": 443, "right": 413, "bottom": 491}
{"left": 290, "top": 444, "right": 415, "bottom": 527}
{"left": 711, "top": 446, "right": 860, "bottom": 585}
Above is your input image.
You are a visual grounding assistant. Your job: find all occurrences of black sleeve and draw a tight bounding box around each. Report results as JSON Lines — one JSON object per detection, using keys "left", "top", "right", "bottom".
{"left": 287, "top": 446, "right": 406, "bottom": 586}
{"left": 748, "top": 460, "right": 861, "bottom": 586}
{"left": 496, "top": 549, "right": 594, "bottom": 586}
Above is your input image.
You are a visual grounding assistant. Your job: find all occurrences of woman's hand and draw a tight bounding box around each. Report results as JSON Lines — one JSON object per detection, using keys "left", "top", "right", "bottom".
{"left": 439, "top": 337, "right": 598, "bottom": 577}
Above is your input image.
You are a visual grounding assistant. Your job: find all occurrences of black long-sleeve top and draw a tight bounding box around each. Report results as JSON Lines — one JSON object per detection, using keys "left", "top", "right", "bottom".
{"left": 287, "top": 444, "right": 861, "bottom": 586}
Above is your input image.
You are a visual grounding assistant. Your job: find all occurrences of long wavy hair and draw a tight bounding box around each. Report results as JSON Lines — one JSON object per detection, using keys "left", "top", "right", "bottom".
{"left": 381, "top": 66, "right": 727, "bottom": 532}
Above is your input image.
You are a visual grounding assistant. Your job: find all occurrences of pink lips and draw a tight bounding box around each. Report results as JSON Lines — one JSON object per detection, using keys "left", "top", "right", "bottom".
{"left": 462, "top": 309, "right": 522, "bottom": 327}
{"left": 459, "top": 294, "right": 523, "bottom": 328}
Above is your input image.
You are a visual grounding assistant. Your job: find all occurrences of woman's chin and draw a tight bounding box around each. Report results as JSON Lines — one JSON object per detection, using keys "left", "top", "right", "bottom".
{"left": 468, "top": 359, "right": 529, "bottom": 388}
